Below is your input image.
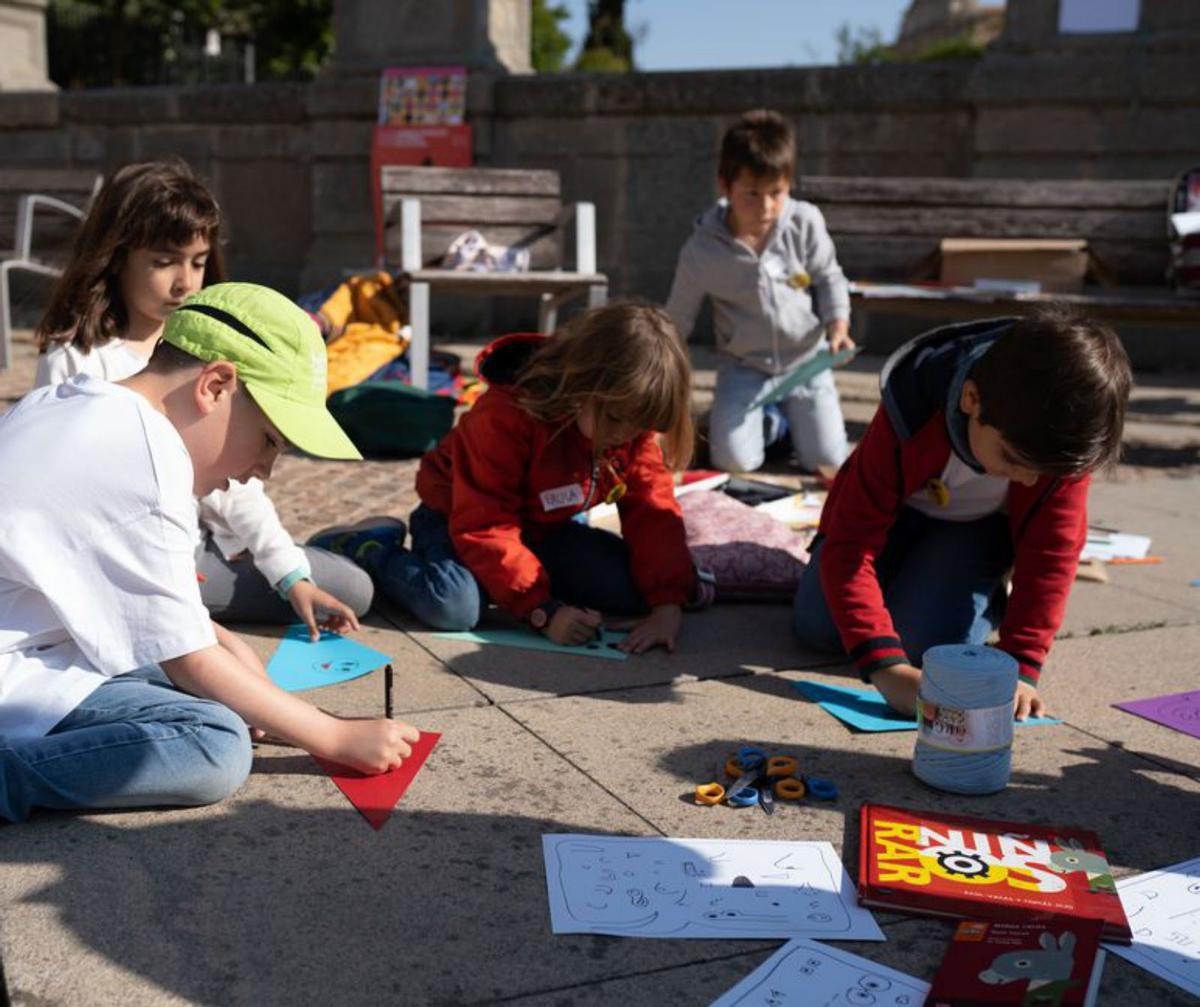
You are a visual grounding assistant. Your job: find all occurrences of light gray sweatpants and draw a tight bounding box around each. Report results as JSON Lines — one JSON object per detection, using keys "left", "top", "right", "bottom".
{"left": 195, "top": 535, "right": 374, "bottom": 624}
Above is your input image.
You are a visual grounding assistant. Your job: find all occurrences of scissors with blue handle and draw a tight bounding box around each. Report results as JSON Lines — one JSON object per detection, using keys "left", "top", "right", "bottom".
{"left": 694, "top": 747, "right": 817, "bottom": 811}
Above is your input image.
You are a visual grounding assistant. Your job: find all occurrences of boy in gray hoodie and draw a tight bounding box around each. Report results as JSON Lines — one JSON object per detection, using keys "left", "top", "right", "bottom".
{"left": 666, "top": 109, "right": 853, "bottom": 473}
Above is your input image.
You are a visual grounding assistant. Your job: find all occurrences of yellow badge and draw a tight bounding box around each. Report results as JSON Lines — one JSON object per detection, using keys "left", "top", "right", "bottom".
{"left": 925, "top": 478, "right": 950, "bottom": 507}
{"left": 787, "top": 271, "right": 811, "bottom": 290}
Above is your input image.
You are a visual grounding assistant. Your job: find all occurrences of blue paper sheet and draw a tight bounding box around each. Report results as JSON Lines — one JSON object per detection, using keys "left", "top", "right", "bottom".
{"left": 791, "top": 679, "right": 1062, "bottom": 732}
{"left": 748, "top": 347, "right": 861, "bottom": 410}
{"left": 266, "top": 625, "right": 392, "bottom": 692}
{"left": 435, "top": 628, "right": 630, "bottom": 661}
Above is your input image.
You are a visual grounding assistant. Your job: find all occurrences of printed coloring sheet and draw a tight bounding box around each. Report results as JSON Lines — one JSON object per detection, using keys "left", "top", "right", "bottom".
{"left": 709, "top": 939, "right": 928, "bottom": 1007}
{"left": 1106, "top": 856, "right": 1200, "bottom": 998}
{"left": 542, "top": 835, "right": 883, "bottom": 940}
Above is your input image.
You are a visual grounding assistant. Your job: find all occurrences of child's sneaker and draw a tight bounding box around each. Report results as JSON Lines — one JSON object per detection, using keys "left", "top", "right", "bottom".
{"left": 686, "top": 566, "right": 717, "bottom": 610}
{"left": 308, "top": 516, "right": 407, "bottom": 571}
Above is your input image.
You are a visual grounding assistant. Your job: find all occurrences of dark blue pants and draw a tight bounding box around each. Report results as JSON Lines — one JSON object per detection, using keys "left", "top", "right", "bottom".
{"left": 792, "top": 507, "right": 1013, "bottom": 665}
{"left": 377, "top": 505, "right": 648, "bottom": 631}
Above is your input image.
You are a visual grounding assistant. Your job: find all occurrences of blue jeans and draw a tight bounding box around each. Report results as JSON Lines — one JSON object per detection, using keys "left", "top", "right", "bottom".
{"left": 793, "top": 508, "right": 1013, "bottom": 665}
{"left": 0, "top": 666, "right": 252, "bottom": 823}
{"left": 709, "top": 349, "right": 849, "bottom": 473}
{"left": 377, "top": 504, "right": 648, "bottom": 631}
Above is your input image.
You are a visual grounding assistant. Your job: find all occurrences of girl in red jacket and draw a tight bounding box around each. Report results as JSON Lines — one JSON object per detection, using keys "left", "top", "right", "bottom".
{"left": 315, "top": 302, "right": 707, "bottom": 654}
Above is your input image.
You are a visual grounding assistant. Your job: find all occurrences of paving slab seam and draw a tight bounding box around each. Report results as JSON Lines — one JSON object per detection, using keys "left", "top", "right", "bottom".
{"left": 493, "top": 703, "right": 667, "bottom": 836}
{"left": 1051, "top": 723, "right": 1200, "bottom": 782}
{"left": 1057, "top": 611, "right": 1194, "bottom": 642}
{"left": 375, "top": 613, "right": 499, "bottom": 708}
{"left": 467, "top": 915, "right": 924, "bottom": 1005}
{"left": 489, "top": 660, "right": 850, "bottom": 711}
{"left": 468, "top": 946, "right": 769, "bottom": 1006}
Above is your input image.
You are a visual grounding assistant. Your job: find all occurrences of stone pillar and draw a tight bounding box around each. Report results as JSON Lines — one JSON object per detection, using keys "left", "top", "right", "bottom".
{"left": 332, "top": 0, "right": 531, "bottom": 75}
{"left": 0, "top": 0, "right": 56, "bottom": 91}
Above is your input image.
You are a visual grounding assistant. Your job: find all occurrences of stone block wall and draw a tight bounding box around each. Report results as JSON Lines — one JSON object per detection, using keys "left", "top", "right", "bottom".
{"left": 1, "top": 48, "right": 1197, "bottom": 303}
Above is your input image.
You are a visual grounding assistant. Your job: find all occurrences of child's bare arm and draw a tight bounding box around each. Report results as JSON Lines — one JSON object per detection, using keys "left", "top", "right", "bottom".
{"left": 212, "top": 620, "right": 268, "bottom": 680}
{"left": 161, "top": 645, "right": 419, "bottom": 773}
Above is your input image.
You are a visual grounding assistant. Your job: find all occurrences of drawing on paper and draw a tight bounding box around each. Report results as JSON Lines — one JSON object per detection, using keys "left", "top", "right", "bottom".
{"left": 541, "top": 835, "right": 883, "bottom": 940}
{"left": 1108, "top": 857, "right": 1200, "bottom": 999}
{"left": 708, "top": 938, "right": 928, "bottom": 1007}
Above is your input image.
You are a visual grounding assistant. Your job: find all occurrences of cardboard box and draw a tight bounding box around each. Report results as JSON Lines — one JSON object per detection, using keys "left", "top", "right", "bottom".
{"left": 939, "top": 238, "right": 1089, "bottom": 293}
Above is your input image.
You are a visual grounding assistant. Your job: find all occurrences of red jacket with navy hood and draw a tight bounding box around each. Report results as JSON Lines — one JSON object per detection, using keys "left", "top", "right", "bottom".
{"left": 416, "top": 333, "right": 697, "bottom": 619}
{"left": 817, "top": 318, "right": 1090, "bottom": 687}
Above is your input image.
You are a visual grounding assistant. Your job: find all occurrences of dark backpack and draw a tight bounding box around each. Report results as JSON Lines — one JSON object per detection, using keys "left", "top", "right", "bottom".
{"left": 327, "top": 381, "right": 455, "bottom": 458}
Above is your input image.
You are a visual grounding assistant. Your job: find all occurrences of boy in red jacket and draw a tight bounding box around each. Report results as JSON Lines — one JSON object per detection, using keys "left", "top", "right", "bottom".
{"left": 793, "top": 312, "right": 1131, "bottom": 718}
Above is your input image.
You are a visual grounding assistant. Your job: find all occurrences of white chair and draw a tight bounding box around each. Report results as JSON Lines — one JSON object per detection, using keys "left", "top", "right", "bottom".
{"left": 0, "top": 172, "right": 102, "bottom": 372}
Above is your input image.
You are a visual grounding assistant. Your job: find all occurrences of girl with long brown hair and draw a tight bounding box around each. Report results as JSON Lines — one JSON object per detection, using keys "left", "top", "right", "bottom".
{"left": 34, "top": 160, "right": 374, "bottom": 639}
{"left": 313, "top": 301, "right": 711, "bottom": 653}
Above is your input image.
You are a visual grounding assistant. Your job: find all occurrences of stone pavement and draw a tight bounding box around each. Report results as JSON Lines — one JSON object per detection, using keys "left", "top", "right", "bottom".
{"left": 1, "top": 330, "right": 1199, "bottom": 1005}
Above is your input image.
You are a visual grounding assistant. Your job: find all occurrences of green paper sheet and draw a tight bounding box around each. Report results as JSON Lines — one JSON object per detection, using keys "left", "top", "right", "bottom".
{"left": 435, "top": 628, "right": 630, "bottom": 661}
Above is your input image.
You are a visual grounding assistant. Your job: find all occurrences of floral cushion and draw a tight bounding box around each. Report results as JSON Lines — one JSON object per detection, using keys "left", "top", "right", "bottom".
{"left": 680, "top": 490, "right": 810, "bottom": 602}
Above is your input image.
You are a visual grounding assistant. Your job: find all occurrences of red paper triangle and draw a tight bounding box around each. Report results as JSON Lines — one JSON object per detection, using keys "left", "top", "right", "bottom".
{"left": 313, "top": 730, "right": 441, "bottom": 830}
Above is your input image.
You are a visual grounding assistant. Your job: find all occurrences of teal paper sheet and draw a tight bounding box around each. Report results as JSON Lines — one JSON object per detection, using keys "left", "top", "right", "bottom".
{"left": 748, "top": 347, "right": 861, "bottom": 411}
{"left": 435, "top": 628, "right": 630, "bottom": 661}
{"left": 791, "top": 679, "right": 1062, "bottom": 732}
{"left": 266, "top": 625, "right": 393, "bottom": 692}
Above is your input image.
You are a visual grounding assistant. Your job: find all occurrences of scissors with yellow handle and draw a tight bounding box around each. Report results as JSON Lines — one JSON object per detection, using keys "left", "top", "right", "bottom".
{"left": 694, "top": 747, "right": 815, "bottom": 812}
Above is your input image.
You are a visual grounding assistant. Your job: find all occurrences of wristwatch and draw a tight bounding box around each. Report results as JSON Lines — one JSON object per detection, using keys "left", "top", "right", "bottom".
{"left": 529, "top": 599, "right": 563, "bottom": 630}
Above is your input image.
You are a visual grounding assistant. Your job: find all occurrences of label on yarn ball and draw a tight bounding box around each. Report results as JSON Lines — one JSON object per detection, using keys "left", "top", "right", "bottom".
{"left": 917, "top": 699, "right": 1014, "bottom": 753}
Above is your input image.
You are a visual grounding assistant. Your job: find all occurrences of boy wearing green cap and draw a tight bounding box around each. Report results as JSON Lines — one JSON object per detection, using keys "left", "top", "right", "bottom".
{"left": 0, "top": 282, "right": 419, "bottom": 822}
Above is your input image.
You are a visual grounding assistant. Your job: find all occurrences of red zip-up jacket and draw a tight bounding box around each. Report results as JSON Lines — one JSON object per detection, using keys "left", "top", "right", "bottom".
{"left": 416, "top": 333, "right": 696, "bottom": 619}
{"left": 817, "top": 319, "right": 1089, "bottom": 687}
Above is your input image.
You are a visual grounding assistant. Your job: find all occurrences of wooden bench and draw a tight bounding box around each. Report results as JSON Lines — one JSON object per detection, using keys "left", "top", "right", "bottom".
{"left": 798, "top": 176, "right": 1200, "bottom": 337}
{"left": 0, "top": 169, "right": 102, "bottom": 372}
{"left": 381, "top": 166, "right": 608, "bottom": 388}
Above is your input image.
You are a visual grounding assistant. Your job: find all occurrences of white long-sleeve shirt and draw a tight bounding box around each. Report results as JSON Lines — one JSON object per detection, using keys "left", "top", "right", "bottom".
{"left": 35, "top": 339, "right": 309, "bottom": 587}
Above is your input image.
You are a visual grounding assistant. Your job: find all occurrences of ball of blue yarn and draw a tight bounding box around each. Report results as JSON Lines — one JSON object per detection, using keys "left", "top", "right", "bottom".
{"left": 913, "top": 644, "right": 1018, "bottom": 795}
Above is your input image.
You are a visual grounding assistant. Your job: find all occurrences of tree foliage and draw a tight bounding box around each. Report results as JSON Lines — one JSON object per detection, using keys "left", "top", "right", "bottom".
{"left": 575, "top": 0, "right": 634, "bottom": 73}
{"left": 531, "top": 0, "right": 572, "bottom": 73}
{"left": 47, "top": 0, "right": 333, "bottom": 88}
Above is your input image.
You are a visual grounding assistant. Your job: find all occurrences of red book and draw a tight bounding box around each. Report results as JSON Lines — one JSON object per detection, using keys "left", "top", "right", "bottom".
{"left": 926, "top": 917, "right": 1106, "bottom": 1006}
{"left": 858, "top": 804, "right": 1131, "bottom": 943}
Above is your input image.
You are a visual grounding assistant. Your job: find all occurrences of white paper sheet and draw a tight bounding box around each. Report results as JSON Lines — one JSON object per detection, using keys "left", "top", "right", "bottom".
{"left": 541, "top": 835, "right": 883, "bottom": 940}
{"left": 1105, "top": 857, "right": 1200, "bottom": 999}
{"left": 755, "top": 492, "right": 824, "bottom": 529}
{"left": 1081, "top": 529, "right": 1152, "bottom": 562}
{"left": 709, "top": 939, "right": 928, "bottom": 1007}
{"left": 1171, "top": 211, "right": 1200, "bottom": 239}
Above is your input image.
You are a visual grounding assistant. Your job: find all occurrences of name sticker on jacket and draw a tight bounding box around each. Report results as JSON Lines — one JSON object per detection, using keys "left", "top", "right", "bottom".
{"left": 540, "top": 483, "right": 585, "bottom": 511}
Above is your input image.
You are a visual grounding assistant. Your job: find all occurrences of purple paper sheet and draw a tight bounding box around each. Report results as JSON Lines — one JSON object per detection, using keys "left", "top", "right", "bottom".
{"left": 1113, "top": 689, "right": 1200, "bottom": 740}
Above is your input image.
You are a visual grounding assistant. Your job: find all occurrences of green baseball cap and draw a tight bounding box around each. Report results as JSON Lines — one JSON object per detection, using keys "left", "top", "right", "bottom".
{"left": 163, "top": 282, "right": 361, "bottom": 461}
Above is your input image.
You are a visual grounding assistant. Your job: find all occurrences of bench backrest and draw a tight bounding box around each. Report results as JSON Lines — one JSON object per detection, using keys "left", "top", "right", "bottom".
{"left": 801, "top": 176, "right": 1170, "bottom": 286}
{"left": 381, "top": 166, "right": 564, "bottom": 269}
{"left": 0, "top": 169, "right": 100, "bottom": 258}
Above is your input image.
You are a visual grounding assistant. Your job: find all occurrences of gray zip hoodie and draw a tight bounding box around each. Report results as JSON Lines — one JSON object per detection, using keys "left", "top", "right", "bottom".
{"left": 665, "top": 197, "right": 851, "bottom": 375}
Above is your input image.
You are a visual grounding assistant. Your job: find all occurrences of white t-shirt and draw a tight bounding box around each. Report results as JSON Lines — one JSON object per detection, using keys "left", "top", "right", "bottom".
{"left": 0, "top": 377, "right": 217, "bottom": 739}
{"left": 905, "top": 452, "right": 1009, "bottom": 522}
{"left": 37, "top": 340, "right": 309, "bottom": 585}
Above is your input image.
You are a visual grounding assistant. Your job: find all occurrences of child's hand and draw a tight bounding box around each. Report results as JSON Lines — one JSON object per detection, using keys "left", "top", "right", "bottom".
{"left": 327, "top": 718, "right": 421, "bottom": 775}
{"left": 544, "top": 605, "right": 603, "bottom": 646}
{"left": 289, "top": 580, "right": 361, "bottom": 641}
{"left": 828, "top": 319, "right": 855, "bottom": 355}
{"left": 1014, "top": 681, "right": 1045, "bottom": 721}
{"left": 617, "top": 604, "right": 683, "bottom": 655}
{"left": 870, "top": 663, "right": 922, "bottom": 717}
